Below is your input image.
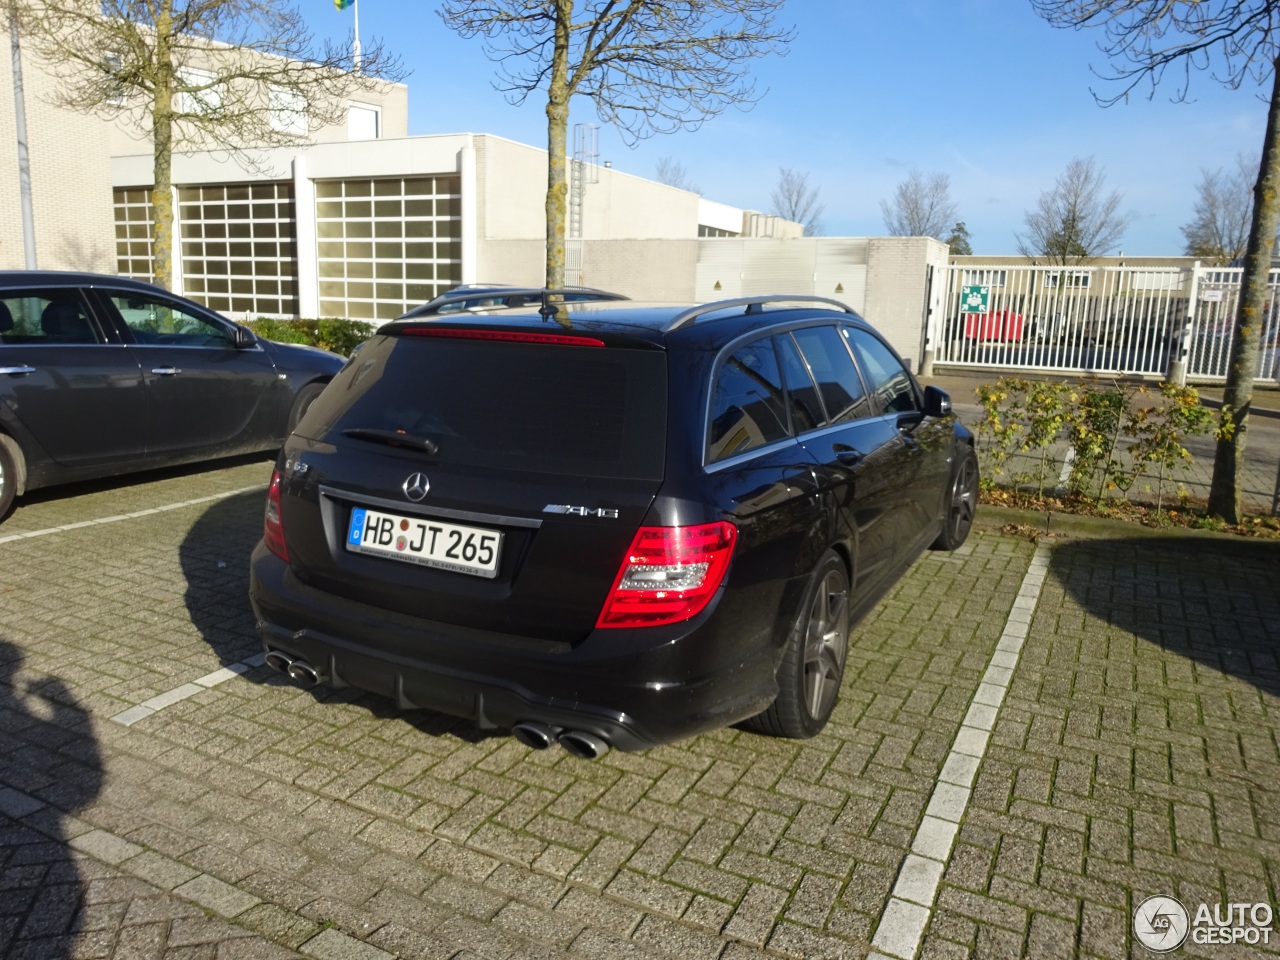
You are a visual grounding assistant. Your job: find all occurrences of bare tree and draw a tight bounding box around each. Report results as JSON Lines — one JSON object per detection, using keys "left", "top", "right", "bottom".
{"left": 655, "top": 156, "right": 701, "bottom": 194}
{"left": 440, "top": 1, "right": 792, "bottom": 291}
{"left": 770, "top": 166, "right": 824, "bottom": 236}
{"left": 1015, "top": 156, "right": 1130, "bottom": 265}
{"left": 1032, "top": 1, "right": 1280, "bottom": 523}
{"left": 21, "top": 0, "right": 401, "bottom": 290}
{"left": 1181, "top": 155, "right": 1254, "bottom": 264}
{"left": 880, "top": 169, "right": 957, "bottom": 239}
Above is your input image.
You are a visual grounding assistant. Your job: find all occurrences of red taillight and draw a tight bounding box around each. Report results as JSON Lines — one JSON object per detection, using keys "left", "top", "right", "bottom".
{"left": 264, "top": 468, "right": 289, "bottom": 562}
{"left": 596, "top": 522, "right": 737, "bottom": 629}
{"left": 401, "top": 327, "right": 605, "bottom": 347}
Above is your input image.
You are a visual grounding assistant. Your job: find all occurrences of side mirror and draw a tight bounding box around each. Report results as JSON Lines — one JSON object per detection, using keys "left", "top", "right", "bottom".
{"left": 923, "top": 385, "right": 952, "bottom": 418}
{"left": 232, "top": 325, "right": 258, "bottom": 349}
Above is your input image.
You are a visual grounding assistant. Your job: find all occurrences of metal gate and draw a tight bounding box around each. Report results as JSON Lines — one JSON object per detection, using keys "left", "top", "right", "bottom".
{"left": 935, "top": 263, "right": 1280, "bottom": 383}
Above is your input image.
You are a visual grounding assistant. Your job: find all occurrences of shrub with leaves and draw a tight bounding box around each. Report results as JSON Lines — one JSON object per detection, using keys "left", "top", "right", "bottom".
{"left": 974, "top": 376, "right": 1217, "bottom": 512}
{"left": 1126, "top": 382, "right": 1215, "bottom": 510}
{"left": 243, "top": 317, "right": 374, "bottom": 357}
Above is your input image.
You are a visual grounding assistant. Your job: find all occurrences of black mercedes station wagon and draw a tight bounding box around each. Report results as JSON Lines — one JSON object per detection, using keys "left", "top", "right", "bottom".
{"left": 249, "top": 295, "right": 978, "bottom": 758}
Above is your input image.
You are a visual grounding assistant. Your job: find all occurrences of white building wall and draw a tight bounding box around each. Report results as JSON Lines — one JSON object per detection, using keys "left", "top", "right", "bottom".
{"left": 583, "top": 170, "right": 697, "bottom": 239}
{"left": 694, "top": 239, "right": 869, "bottom": 311}
{"left": 863, "top": 237, "right": 949, "bottom": 368}
{"left": 698, "top": 198, "right": 745, "bottom": 234}
{"left": 0, "top": 40, "right": 115, "bottom": 271}
{"left": 474, "top": 136, "right": 549, "bottom": 240}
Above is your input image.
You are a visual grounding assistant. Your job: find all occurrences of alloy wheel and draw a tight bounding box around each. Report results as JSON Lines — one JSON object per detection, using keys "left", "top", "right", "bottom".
{"left": 949, "top": 455, "right": 977, "bottom": 544}
{"left": 802, "top": 568, "right": 849, "bottom": 719}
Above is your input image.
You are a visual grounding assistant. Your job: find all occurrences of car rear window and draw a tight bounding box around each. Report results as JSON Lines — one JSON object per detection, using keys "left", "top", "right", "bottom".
{"left": 304, "top": 334, "right": 667, "bottom": 480}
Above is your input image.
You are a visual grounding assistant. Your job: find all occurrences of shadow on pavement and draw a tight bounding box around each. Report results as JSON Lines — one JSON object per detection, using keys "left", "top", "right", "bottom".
{"left": 0, "top": 638, "right": 104, "bottom": 959}
{"left": 1049, "top": 536, "right": 1280, "bottom": 699}
{"left": 177, "top": 491, "right": 493, "bottom": 745}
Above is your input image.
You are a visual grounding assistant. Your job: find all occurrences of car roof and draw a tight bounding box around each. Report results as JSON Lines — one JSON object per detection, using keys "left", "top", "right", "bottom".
{"left": 0, "top": 270, "right": 169, "bottom": 295}
{"left": 381, "top": 296, "right": 866, "bottom": 350}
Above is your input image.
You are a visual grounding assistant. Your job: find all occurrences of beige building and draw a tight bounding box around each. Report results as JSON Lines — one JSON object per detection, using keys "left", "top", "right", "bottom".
{"left": 0, "top": 21, "right": 407, "bottom": 276}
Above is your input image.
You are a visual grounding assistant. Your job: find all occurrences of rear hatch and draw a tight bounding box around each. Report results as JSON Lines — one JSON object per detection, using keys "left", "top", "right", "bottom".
{"left": 280, "top": 323, "right": 668, "bottom": 642}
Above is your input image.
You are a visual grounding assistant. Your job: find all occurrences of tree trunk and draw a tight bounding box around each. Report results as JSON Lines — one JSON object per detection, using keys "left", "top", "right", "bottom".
{"left": 543, "top": 0, "right": 572, "bottom": 291}
{"left": 149, "top": 3, "right": 175, "bottom": 290}
{"left": 1207, "top": 55, "right": 1280, "bottom": 522}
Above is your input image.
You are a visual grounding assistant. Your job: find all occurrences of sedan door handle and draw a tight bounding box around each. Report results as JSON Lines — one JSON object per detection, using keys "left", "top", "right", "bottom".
{"left": 0, "top": 365, "right": 36, "bottom": 375}
{"left": 151, "top": 366, "right": 182, "bottom": 376}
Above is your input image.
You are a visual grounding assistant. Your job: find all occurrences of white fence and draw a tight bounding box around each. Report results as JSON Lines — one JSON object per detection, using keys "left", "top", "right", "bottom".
{"left": 933, "top": 264, "right": 1280, "bottom": 383}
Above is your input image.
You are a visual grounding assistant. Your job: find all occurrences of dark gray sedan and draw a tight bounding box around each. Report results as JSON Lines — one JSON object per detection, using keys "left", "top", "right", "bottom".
{"left": 0, "top": 271, "right": 345, "bottom": 520}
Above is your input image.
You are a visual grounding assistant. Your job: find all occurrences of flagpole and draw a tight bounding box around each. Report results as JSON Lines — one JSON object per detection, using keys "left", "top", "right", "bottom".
{"left": 353, "top": 0, "right": 361, "bottom": 75}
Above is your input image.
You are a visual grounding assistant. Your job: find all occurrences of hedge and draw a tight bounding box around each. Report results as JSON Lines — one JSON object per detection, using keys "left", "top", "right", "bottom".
{"left": 243, "top": 317, "right": 375, "bottom": 357}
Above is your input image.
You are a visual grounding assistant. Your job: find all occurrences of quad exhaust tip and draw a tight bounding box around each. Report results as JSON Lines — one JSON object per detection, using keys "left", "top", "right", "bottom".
{"left": 512, "top": 721, "right": 561, "bottom": 751}
{"left": 512, "top": 722, "right": 610, "bottom": 759}
{"left": 558, "top": 730, "right": 609, "bottom": 760}
{"left": 264, "top": 649, "right": 327, "bottom": 688}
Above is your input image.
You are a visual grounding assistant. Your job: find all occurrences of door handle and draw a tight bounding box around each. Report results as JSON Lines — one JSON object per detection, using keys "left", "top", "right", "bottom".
{"left": 0, "top": 365, "right": 36, "bottom": 375}
{"left": 833, "top": 443, "right": 863, "bottom": 465}
{"left": 151, "top": 366, "right": 182, "bottom": 376}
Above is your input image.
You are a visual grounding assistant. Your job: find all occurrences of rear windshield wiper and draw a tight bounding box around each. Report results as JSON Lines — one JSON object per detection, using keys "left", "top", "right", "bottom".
{"left": 342, "top": 427, "right": 439, "bottom": 455}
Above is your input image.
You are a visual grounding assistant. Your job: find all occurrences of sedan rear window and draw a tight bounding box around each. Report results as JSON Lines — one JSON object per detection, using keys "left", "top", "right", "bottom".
{"left": 305, "top": 335, "right": 667, "bottom": 480}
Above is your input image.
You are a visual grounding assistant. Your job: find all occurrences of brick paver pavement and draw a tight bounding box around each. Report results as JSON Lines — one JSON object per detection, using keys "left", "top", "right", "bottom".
{"left": 1, "top": 455, "right": 1278, "bottom": 958}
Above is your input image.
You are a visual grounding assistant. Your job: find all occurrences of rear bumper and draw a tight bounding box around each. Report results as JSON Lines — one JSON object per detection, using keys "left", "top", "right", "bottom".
{"left": 249, "top": 544, "right": 781, "bottom": 751}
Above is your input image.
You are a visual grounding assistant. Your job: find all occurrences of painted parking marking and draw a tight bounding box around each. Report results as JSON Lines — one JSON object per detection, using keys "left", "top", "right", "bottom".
{"left": 870, "top": 542, "right": 1052, "bottom": 960}
{"left": 110, "top": 653, "right": 266, "bottom": 727}
{"left": 0, "top": 485, "right": 266, "bottom": 544}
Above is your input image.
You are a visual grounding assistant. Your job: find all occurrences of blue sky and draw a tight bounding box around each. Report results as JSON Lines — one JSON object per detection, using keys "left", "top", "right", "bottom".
{"left": 317, "top": 0, "right": 1266, "bottom": 256}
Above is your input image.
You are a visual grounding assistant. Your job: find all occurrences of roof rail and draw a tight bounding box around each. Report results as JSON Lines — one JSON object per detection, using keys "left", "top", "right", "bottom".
{"left": 664, "top": 295, "right": 854, "bottom": 332}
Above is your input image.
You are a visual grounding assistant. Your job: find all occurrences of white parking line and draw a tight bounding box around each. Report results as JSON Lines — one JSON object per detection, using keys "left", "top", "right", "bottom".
{"left": 869, "top": 542, "right": 1052, "bottom": 960}
{"left": 110, "top": 652, "right": 267, "bottom": 726}
{"left": 0, "top": 485, "right": 266, "bottom": 545}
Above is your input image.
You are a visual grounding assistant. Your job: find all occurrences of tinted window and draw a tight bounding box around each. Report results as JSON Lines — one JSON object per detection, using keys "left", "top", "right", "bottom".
{"left": 306, "top": 335, "right": 667, "bottom": 480}
{"left": 843, "top": 327, "right": 919, "bottom": 414}
{"left": 0, "top": 290, "right": 101, "bottom": 344}
{"left": 791, "top": 326, "right": 871, "bottom": 424}
{"left": 106, "top": 293, "right": 233, "bottom": 347}
{"left": 707, "top": 338, "right": 789, "bottom": 462}
{"left": 775, "top": 333, "right": 824, "bottom": 432}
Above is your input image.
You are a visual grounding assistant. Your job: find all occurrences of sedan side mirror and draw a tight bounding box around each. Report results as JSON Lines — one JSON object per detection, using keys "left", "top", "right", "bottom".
{"left": 232, "top": 325, "right": 258, "bottom": 349}
{"left": 923, "top": 385, "right": 952, "bottom": 418}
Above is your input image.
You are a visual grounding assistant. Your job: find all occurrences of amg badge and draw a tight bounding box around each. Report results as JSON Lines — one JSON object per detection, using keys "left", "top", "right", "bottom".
{"left": 543, "top": 504, "right": 620, "bottom": 518}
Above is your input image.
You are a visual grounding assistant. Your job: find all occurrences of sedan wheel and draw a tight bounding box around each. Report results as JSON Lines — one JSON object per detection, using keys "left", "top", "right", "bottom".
{"left": 746, "top": 550, "right": 850, "bottom": 740}
{"left": 0, "top": 441, "right": 15, "bottom": 519}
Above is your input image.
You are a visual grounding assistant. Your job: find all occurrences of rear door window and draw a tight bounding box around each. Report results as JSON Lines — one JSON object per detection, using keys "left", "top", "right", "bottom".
{"left": 0, "top": 290, "right": 103, "bottom": 344}
{"left": 707, "top": 337, "right": 790, "bottom": 462}
{"left": 791, "top": 325, "right": 872, "bottom": 424}
{"left": 774, "top": 333, "right": 825, "bottom": 432}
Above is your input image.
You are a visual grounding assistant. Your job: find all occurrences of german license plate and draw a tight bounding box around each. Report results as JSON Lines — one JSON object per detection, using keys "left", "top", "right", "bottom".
{"left": 346, "top": 506, "right": 502, "bottom": 578}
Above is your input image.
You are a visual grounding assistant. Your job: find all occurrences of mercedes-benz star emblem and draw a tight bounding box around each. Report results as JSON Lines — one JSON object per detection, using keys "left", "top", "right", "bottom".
{"left": 402, "top": 472, "right": 430, "bottom": 502}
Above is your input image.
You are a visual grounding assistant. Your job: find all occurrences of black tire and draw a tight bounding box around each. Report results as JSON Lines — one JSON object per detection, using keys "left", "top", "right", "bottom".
{"left": 747, "top": 550, "right": 850, "bottom": 740}
{"left": 286, "top": 382, "right": 326, "bottom": 435}
{"left": 931, "top": 447, "right": 978, "bottom": 551}
{"left": 0, "top": 440, "right": 16, "bottom": 521}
